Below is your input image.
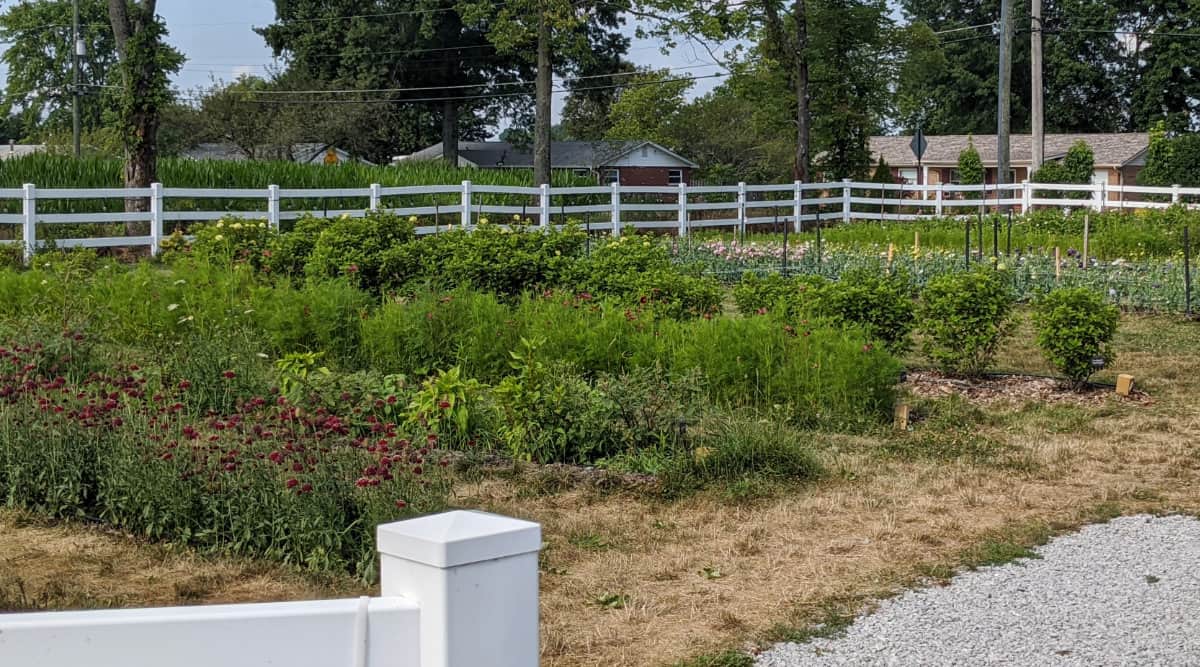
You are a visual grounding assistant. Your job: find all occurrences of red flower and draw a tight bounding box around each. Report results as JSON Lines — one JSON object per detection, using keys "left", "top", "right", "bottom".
{"left": 426, "top": 434, "right": 438, "bottom": 445}
{"left": 437, "top": 400, "right": 451, "bottom": 410}
{"left": 300, "top": 483, "right": 312, "bottom": 493}
{"left": 355, "top": 477, "right": 371, "bottom": 487}
{"left": 223, "top": 462, "right": 236, "bottom": 472}
{"left": 268, "top": 451, "right": 283, "bottom": 463}
{"left": 285, "top": 478, "right": 299, "bottom": 489}
{"left": 347, "top": 264, "right": 359, "bottom": 274}
{"left": 221, "top": 370, "right": 236, "bottom": 379}
{"left": 395, "top": 500, "right": 407, "bottom": 509}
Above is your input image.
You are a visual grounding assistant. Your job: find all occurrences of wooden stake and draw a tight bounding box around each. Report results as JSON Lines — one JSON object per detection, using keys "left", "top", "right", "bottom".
{"left": 914, "top": 231, "right": 920, "bottom": 253}
{"left": 887, "top": 242, "right": 895, "bottom": 270}
{"left": 1055, "top": 246, "right": 1061, "bottom": 281}
{"left": 894, "top": 403, "right": 910, "bottom": 431}
{"left": 1082, "top": 214, "right": 1090, "bottom": 269}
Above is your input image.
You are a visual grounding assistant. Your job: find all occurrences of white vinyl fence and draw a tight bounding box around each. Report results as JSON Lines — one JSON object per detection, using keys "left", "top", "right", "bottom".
{"left": 0, "top": 510, "right": 542, "bottom": 667}
{"left": 2, "top": 179, "right": 1198, "bottom": 264}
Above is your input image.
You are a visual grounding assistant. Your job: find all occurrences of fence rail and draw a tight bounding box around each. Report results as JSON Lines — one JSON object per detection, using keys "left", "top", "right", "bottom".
{"left": 1, "top": 179, "right": 1198, "bottom": 263}
{"left": 0, "top": 510, "right": 541, "bottom": 667}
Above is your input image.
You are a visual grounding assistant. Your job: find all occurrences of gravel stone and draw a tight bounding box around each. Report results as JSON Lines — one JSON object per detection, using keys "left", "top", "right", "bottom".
{"left": 756, "top": 515, "right": 1200, "bottom": 666}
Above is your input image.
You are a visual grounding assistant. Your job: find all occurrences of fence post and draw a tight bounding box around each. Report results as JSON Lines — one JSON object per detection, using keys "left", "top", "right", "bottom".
{"left": 369, "top": 183, "right": 382, "bottom": 211}
{"left": 793, "top": 180, "right": 803, "bottom": 234}
{"left": 610, "top": 181, "right": 621, "bottom": 237}
{"left": 21, "top": 183, "right": 35, "bottom": 265}
{"left": 737, "top": 181, "right": 747, "bottom": 236}
{"left": 267, "top": 185, "right": 281, "bottom": 230}
{"left": 149, "top": 183, "right": 163, "bottom": 257}
{"left": 378, "top": 510, "right": 541, "bottom": 667}
{"left": 677, "top": 182, "right": 688, "bottom": 237}
{"left": 842, "top": 178, "right": 852, "bottom": 223}
{"left": 935, "top": 182, "right": 944, "bottom": 217}
{"left": 460, "top": 180, "right": 472, "bottom": 229}
{"left": 1172, "top": 184, "right": 1182, "bottom": 205}
{"left": 1093, "top": 180, "right": 1105, "bottom": 212}
{"left": 539, "top": 183, "right": 551, "bottom": 231}
{"left": 1021, "top": 179, "right": 1031, "bottom": 214}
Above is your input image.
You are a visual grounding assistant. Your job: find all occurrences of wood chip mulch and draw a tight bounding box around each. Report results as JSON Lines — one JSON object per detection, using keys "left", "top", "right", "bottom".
{"left": 904, "top": 370, "right": 1152, "bottom": 406}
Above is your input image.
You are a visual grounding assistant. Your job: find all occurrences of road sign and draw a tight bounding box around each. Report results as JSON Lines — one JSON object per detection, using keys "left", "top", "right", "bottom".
{"left": 910, "top": 129, "right": 928, "bottom": 162}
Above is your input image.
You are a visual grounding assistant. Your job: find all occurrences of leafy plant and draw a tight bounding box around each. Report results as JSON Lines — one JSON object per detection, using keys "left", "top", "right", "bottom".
{"left": 404, "top": 366, "right": 485, "bottom": 439}
{"left": 816, "top": 269, "right": 914, "bottom": 353}
{"left": 275, "top": 351, "right": 331, "bottom": 404}
{"left": 305, "top": 210, "right": 415, "bottom": 290}
{"left": 1032, "top": 287, "right": 1119, "bottom": 385}
{"left": 918, "top": 269, "right": 1015, "bottom": 376}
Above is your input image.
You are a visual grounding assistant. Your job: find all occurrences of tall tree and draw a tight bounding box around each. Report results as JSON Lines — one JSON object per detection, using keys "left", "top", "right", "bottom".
{"left": 260, "top": 0, "right": 530, "bottom": 165}
{"left": 0, "top": 0, "right": 119, "bottom": 135}
{"left": 603, "top": 68, "right": 693, "bottom": 149}
{"left": 1124, "top": 2, "right": 1200, "bottom": 131}
{"left": 560, "top": 60, "right": 636, "bottom": 141}
{"left": 459, "top": 0, "right": 629, "bottom": 183}
{"left": 107, "top": 0, "right": 183, "bottom": 200}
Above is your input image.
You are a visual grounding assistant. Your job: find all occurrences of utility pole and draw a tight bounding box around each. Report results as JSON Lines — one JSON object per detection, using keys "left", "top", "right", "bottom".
{"left": 1031, "top": 0, "right": 1044, "bottom": 171}
{"left": 533, "top": 10, "right": 552, "bottom": 186}
{"left": 72, "top": 0, "right": 82, "bottom": 158}
{"left": 996, "top": 0, "right": 1013, "bottom": 195}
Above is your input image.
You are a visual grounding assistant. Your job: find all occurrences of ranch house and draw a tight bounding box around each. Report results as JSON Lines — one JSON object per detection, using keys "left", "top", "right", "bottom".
{"left": 869, "top": 133, "right": 1151, "bottom": 191}
{"left": 398, "top": 140, "right": 699, "bottom": 187}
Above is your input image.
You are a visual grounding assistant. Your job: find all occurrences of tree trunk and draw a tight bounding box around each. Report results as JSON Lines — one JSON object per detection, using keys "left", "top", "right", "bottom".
{"left": 441, "top": 99, "right": 459, "bottom": 165}
{"left": 533, "top": 12, "right": 552, "bottom": 186}
{"left": 793, "top": 0, "right": 810, "bottom": 182}
{"left": 108, "top": 0, "right": 159, "bottom": 223}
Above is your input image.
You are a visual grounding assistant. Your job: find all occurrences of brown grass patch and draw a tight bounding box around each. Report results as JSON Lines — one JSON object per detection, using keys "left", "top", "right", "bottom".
{"left": 0, "top": 512, "right": 368, "bottom": 613}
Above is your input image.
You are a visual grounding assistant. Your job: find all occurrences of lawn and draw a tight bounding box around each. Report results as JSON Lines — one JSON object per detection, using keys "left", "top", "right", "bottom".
{"left": 0, "top": 210, "right": 1198, "bottom": 666}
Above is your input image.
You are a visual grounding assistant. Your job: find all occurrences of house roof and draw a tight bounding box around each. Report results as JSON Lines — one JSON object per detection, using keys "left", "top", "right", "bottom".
{"left": 181, "top": 142, "right": 369, "bottom": 164}
{"left": 870, "top": 133, "right": 1150, "bottom": 168}
{"left": 403, "top": 140, "right": 698, "bottom": 169}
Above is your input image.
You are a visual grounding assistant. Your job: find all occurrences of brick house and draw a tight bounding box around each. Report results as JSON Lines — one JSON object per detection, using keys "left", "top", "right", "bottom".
{"left": 868, "top": 134, "right": 1151, "bottom": 192}
{"left": 399, "top": 140, "right": 698, "bottom": 186}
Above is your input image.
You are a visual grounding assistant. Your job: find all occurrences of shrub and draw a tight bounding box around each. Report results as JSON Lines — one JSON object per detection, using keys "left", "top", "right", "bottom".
{"left": 602, "top": 268, "right": 723, "bottom": 319}
{"left": 918, "top": 269, "right": 1015, "bottom": 375}
{"left": 420, "top": 224, "right": 584, "bottom": 296}
{"left": 957, "top": 138, "right": 984, "bottom": 186}
{"left": 1032, "top": 287, "right": 1119, "bottom": 384}
{"left": 816, "top": 269, "right": 914, "bottom": 353}
{"left": 189, "top": 217, "right": 275, "bottom": 270}
{"left": 305, "top": 210, "right": 415, "bottom": 290}
{"left": 0, "top": 243, "right": 24, "bottom": 270}
{"left": 266, "top": 214, "right": 324, "bottom": 279}
{"left": 733, "top": 272, "right": 827, "bottom": 317}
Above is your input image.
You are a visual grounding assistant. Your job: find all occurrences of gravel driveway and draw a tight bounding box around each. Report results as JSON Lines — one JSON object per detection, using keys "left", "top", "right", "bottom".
{"left": 756, "top": 515, "right": 1200, "bottom": 666}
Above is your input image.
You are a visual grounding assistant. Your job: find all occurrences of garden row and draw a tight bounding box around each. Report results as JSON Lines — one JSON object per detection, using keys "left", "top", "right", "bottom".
{"left": 0, "top": 212, "right": 1120, "bottom": 582}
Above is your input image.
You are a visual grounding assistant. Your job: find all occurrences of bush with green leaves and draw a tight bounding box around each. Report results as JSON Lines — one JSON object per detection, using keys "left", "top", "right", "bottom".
{"left": 305, "top": 210, "right": 415, "bottom": 290}
{"left": 918, "top": 269, "right": 1015, "bottom": 375}
{"left": 0, "top": 243, "right": 23, "bottom": 270}
{"left": 1032, "top": 287, "right": 1119, "bottom": 384}
{"left": 816, "top": 269, "right": 914, "bottom": 353}
{"left": 733, "top": 272, "right": 827, "bottom": 317}
{"left": 266, "top": 213, "right": 325, "bottom": 279}
{"left": 188, "top": 217, "right": 276, "bottom": 270}
{"left": 249, "top": 279, "right": 373, "bottom": 367}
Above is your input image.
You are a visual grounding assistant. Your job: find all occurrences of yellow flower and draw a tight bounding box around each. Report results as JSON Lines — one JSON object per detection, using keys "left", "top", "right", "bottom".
{"left": 479, "top": 217, "right": 489, "bottom": 225}
{"left": 215, "top": 221, "right": 224, "bottom": 229}
{"left": 513, "top": 214, "right": 521, "bottom": 221}
{"left": 693, "top": 446, "right": 713, "bottom": 463}
{"left": 409, "top": 216, "right": 418, "bottom": 223}
{"left": 555, "top": 250, "right": 561, "bottom": 257}
{"left": 231, "top": 222, "right": 243, "bottom": 230}
{"left": 214, "top": 234, "right": 224, "bottom": 241}
{"left": 340, "top": 213, "right": 351, "bottom": 221}
{"left": 642, "top": 241, "right": 650, "bottom": 248}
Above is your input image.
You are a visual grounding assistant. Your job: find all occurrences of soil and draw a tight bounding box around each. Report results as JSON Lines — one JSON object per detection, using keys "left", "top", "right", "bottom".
{"left": 903, "top": 370, "right": 1152, "bottom": 406}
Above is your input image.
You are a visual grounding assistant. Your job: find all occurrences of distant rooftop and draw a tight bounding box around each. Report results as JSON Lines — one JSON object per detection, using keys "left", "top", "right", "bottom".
{"left": 0, "top": 143, "right": 45, "bottom": 161}
{"left": 402, "top": 140, "right": 698, "bottom": 169}
{"left": 870, "top": 133, "right": 1150, "bottom": 168}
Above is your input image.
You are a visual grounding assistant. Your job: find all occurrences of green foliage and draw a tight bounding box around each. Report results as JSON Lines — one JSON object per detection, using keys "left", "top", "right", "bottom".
{"left": 275, "top": 351, "right": 331, "bottom": 403}
{"left": 661, "top": 416, "right": 822, "bottom": 498}
{"left": 250, "top": 280, "right": 371, "bottom": 366}
{"left": 0, "top": 243, "right": 23, "bottom": 270}
{"left": 265, "top": 214, "right": 324, "bottom": 279}
{"left": 1061, "top": 140, "right": 1095, "bottom": 184}
{"left": 957, "top": 139, "right": 984, "bottom": 186}
{"left": 575, "top": 237, "right": 721, "bottom": 318}
{"left": 733, "top": 272, "right": 827, "bottom": 316}
{"left": 817, "top": 269, "right": 915, "bottom": 353}
{"left": 404, "top": 366, "right": 487, "bottom": 441}
{"left": 188, "top": 217, "right": 275, "bottom": 270}
{"left": 918, "top": 269, "right": 1015, "bottom": 376}
{"left": 1032, "top": 287, "right": 1119, "bottom": 384}
{"left": 1139, "top": 128, "right": 1200, "bottom": 188}
{"left": 305, "top": 211, "right": 415, "bottom": 290}
{"left": 604, "top": 68, "right": 694, "bottom": 150}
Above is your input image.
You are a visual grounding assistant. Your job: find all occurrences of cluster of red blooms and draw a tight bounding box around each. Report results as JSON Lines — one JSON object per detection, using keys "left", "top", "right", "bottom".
{"left": 0, "top": 335, "right": 451, "bottom": 511}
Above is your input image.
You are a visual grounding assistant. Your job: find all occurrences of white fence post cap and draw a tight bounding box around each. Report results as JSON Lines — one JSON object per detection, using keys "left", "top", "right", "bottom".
{"left": 377, "top": 510, "right": 541, "bottom": 568}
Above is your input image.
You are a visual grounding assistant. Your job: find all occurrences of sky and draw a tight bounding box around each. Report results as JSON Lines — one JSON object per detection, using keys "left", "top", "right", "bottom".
{"left": 60, "top": 1, "right": 735, "bottom": 124}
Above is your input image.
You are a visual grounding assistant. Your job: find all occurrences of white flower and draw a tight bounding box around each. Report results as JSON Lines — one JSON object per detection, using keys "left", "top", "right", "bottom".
{"left": 216, "top": 221, "right": 224, "bottom": 229}
{"left": 40, "top": 279, "right": 48, "bottom": 286}
{"left": 167, "top": 303, "right": 179, "bottom": 311}
{"left": 259, "top": 222, "right": 267, "bottom": 228}
{"left": 230, "top": 222, "right": 243, "bottom": 230}
{"left": 173, "top": 279, "right": 186, "bottom": 286}
{"left": 214, "top": 234, "right": 224, "bottom": 241}
{"left": 340, "top": 213, "right": 351, "bottom": 221}
{"left": 256, "top": 353, "right": 269, "bottom": 359}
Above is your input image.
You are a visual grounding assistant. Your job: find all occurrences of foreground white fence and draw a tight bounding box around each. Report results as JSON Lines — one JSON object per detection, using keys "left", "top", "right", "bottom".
{"left": 2, "top": 179, "right": 1199, "bottom": 263}
{"left": 0, "top": 510, "right": 542, "bottom": 667}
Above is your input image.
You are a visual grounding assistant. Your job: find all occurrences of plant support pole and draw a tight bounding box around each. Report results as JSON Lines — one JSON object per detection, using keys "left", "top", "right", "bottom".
{"left": 1006, "top": 210, "right": 1013, "bottom": 256}
{"left": 1185, "top": 225, "right": 1193, "bottom": 317}
{"left": 965, "top": 218, "right": 971, "bottom": 268}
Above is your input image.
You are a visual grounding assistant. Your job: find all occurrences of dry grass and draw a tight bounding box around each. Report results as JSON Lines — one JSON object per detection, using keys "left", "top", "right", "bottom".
{"left": 2, "top": 312, "right": 1198, "bottom": 667}
{"left": 0, "top": 512, "right": 368, "bottom": 613}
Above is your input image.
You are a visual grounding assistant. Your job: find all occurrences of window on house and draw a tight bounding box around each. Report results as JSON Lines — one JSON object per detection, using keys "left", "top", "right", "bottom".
{"left": 898, "top": 168, "right": 918, "bottom": 185}
{"left": 948, "top": 169, "right": 962, "bottom": 184}
{"left": 573, "top": 168, "right": 591, "bottom": 178}
{"left": 603, "top": 169, "right": 619, "bottom": 184}
{"left": 668, "top": 169, "right": 684, "bottom": 185}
